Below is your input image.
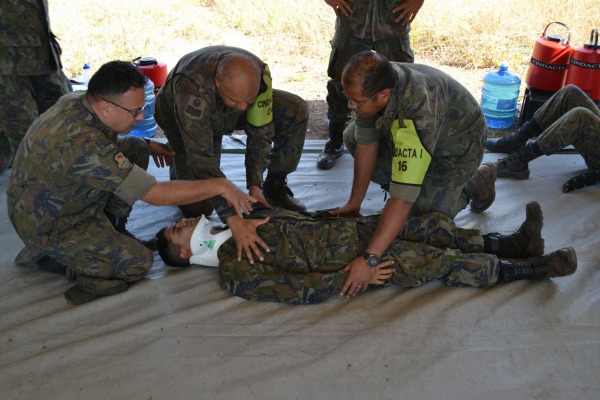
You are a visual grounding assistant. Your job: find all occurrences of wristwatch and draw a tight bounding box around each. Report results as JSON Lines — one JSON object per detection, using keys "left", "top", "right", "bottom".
{"left": 362, "top": 252, "right": 380, "bottom": 267}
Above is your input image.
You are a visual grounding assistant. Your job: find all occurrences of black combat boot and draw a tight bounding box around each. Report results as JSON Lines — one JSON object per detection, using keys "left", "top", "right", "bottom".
{"left": 483, "top": 201, "right": 544, "bottom": 258}
{"left": 105, "top": 212, "right": 156, "bottom": 250}
{"left": 316, "top": 120, "right": 346, "bottom": 170}
{"left": 15, "top": 246, "right": 68, "bottom": 275}
{"left": 563, "top": 169, "right": 600, "bottom": 192}
{"left": 498, "top": 247, "right": 577, "bottom": 282}
{"left": 486, "top": 119, "right": 542, "bottom": 153}
{"left": 465, "top": 162, "right": 497, "bottom": 213}
{"left": 496, "top": 141, "right": 544, "bottom": 180}
{"left": 262, "top": 175, "right": 307, "bottom": 212}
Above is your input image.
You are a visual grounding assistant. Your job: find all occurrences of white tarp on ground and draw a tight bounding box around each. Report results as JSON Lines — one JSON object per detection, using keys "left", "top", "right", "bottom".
{"left": 1, "top": 140, "right": 599, "bottom": 400}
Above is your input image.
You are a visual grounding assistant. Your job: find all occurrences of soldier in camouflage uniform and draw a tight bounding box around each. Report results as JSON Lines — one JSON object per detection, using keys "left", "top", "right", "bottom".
{"left": 155, "top": 203, "right": 576, "bottom": 305}
{"left": 0, "top": 0, "right": 71, "bottom": 174}
{"left": 7, "top": 61, "right": 256, "bottom": 305}
{"left": 328, "top": 51, "right": 496, "bottom": 296}
{"left": 486, "top": 84, "right": 600, "bottom": 192}
{"left": 317, "top": 0, "right": 424, "bottom": 170}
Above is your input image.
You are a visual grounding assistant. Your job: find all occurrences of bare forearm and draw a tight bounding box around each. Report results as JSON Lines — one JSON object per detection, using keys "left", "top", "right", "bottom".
{"left": 141, "top": 178, "right": 232, "bottom": 206}
{"left": 348, "top": 141, "right": 379, "bottom": 206}
{"left": 367, "top": 198, "right": 412, "bottom": 255}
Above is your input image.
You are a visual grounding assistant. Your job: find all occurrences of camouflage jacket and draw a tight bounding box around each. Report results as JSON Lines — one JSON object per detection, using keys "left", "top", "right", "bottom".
{"left": 354, "top": 63, "right": 486, "bottom": 202}
{"left": 0, "top": 0, "right": 64, "bottom": 75}
{"left": 334, "top": 0, "right": 413, "bottom": 43}
{"left": 7, "top": 91, "right": 156, "bottom": 245}
{"left": 155, "top": 46, "right": 274, "bottom": 200}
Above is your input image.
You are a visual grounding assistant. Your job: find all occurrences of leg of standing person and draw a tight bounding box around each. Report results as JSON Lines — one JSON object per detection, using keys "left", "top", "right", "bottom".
{"left": 261, "top": 89, "right": 308, "bottom": 212}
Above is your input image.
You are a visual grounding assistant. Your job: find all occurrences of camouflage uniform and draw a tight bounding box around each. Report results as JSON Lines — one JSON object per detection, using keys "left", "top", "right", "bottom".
{"left": 218, "top": 208, "right": 496, "bottom": 305}
{"left": 154, "top": 46, "right": 308, "bottom": 220}
{"left": 344, "top": 63, "right": 487, "bottom": 218}
{"left": 7, "top": 92, "right": 157, "bottom": 288}
{"left": 327, "top": 0, "right": 415, "bottom": 124}
{"left": 0, "top": 0, "right": 71, "bottom": 173}
{"left": 531, "top": 84, "right": 600, "bottom": 170}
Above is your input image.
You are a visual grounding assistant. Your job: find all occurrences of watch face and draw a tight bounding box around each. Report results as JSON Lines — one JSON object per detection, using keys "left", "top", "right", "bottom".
{"left": 363, "top": 252, "right": 379, "bottom": 267}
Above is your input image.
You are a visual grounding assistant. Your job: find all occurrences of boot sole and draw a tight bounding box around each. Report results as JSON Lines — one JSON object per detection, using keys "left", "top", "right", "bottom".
{"left": 524, "top": 201, "right": 544, "bottom": 257}
{"left": 550, "top": 247, "right": 577, "bottom": 277}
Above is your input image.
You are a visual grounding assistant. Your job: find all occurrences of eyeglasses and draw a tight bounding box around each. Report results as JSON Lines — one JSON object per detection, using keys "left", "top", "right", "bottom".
{"left": 342, "top": 90, "right": 378, "bottom": 109}
{"left": 98, "top": 96, "right": 147, "bottom": 118}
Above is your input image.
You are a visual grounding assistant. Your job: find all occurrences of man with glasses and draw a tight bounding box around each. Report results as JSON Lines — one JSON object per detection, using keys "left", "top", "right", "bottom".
{"left": 330, "top": 51, "right": 496, "bottom": 293}
{"left": 155, "top": 46, "right": 308, "bottom": 264}
{"left": 7, "top": 61, "right": 257, "bottom": 305}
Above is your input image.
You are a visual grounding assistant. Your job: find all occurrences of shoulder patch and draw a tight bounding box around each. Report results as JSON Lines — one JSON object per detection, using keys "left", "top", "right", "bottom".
{"left": 114, "top": 152, "right": 131, "bottom": 170}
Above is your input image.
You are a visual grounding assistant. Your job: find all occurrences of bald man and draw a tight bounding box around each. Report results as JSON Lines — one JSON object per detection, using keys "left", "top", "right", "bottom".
{"left": 155, "top": 46, "right": 308, "bottom": 263}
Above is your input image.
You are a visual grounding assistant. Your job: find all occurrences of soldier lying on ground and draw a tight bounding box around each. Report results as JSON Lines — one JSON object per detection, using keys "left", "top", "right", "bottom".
{"left": 155, "top": 202, "right": 577, "bottom": 305}
{"left": 487, "top": 84, "right": 600, "bottom": 192}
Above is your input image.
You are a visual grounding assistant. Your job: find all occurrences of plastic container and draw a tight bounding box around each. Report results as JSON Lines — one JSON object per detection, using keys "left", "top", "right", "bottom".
{"left": 133, "top": 57, "right": 168, "bottom": 93}
{"left": 129, "top": 78, "right": 157, "bottom": 138}
{"left": 565, "top": 29, "right": 600, "bottom": 101}
{"left": 480, "top": 62, "right": 522, "bottom": 129}
{"left": 81, "top": 63, "right": 92, "bottom": 85}
{"left": 525, "top": 22, "right": 571, "bottom": 92}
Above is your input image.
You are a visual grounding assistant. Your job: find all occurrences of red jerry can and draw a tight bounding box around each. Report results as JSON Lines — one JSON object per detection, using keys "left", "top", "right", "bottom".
{"left": 132, "top": 57, "right": 168, "bottom": 93}
{"left": 565, "top": 29, "right": 600, "bottom": 101}
{"left": 525, "top": 22, "right": 572, "bottom": 92}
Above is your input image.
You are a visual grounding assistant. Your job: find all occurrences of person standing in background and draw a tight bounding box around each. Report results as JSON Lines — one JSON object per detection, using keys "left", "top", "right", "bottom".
{"left": 317, "top": 0, "right": 425, "bottom": 170}
{"left": 0, "top": 0, "right": 72, "bottom": 173}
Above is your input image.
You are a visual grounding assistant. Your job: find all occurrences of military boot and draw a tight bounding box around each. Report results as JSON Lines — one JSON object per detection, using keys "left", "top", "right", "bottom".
{"left": 486, "top": 119, "right": 541, "bottom": 153}
{"left": 106, "top": 212, "right": 156, "bottom": 250}
{"left": 262, "top": 175, "right": 307, "bottom": 212}
{"left": 496, "top": 142, "right": 543, "bottom": 180}
{"left": 498, "top": 247, "right": 577, "bottom": 282}
{"left": 64, "top": 275, "right": 129, "bottom": 305}
{"left": 483, "top": 201, "right": 544, "bottom": 258}
{"left": 15, "top": 246, "right": 68, "bottom": 275}
{"left": 563, "top": 169, "right": 600, "bottom": 192}
{"left": 316, "top": 120, "right": 346, "bottom": 170}
{"left": 465, "top": 162, "right": 497, "bottom": 213}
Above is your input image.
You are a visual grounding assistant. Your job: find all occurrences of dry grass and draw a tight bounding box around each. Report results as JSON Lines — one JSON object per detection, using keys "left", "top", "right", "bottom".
{"left": 47, "top": 0, "right": 598, "bottom": 138}
{"left": 50, "top": 0, "right": 598, "bottom": 87}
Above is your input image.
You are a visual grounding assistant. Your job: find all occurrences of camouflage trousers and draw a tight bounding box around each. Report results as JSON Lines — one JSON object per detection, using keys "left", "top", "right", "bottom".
{"left": 218, "top": 209, "right": 496, "bottom": 305}
{"left": 533, "top": 84, "right": 600, "bottom": 170}
{"left": 0, "top": 70, "right": 71, "bottom": 172}
{"left": 343, "top": 126, "right": 477, "bottom": 218}
{"left": 327, "top": 31, "right": 414, "bottom": 126}
{"left": 14, "top": 135, "right": 153, "bottom": 290}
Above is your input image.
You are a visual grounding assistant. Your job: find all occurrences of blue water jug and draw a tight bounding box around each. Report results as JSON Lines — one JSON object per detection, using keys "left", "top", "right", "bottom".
{"left": 129, "top": 77, "right": 157, "bottom": 137}
{"left": 480, "top": 62, "right": 522, "bottom": 129}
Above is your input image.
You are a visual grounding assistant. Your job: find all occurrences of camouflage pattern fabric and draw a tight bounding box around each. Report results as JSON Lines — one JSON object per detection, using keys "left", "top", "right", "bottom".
{"left": 344, "top": 63, "right": 487, "bottom": 218}
{"left": 0, "top": 0, "right": 71, "bottom": 173}
{"left": 154, "top": 46, "right": 308, "bottom": 220}
{"left": 7, "top": 91, "right": 157, "bottom": 287}
{"left": 218, "top": 208, "right": 495, "bottom": 305}
{"left": 328, "top": 0, "right": 415, "bottom": 123}
{"left": 532, "top": 85, "right": 600, "bottom": 170}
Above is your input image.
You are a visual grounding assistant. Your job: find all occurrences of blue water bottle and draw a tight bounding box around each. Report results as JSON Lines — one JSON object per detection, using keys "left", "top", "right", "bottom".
{"left": 480, "top": 62, "right": 521, "bottom": 129}
{"left": 129, "top": 77, "right": 157, "bottom": 138}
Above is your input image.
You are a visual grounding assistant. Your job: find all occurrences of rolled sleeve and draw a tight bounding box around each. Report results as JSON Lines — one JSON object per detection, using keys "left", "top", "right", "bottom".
{"left": 113, "top": 165, "right": 157, "bottom": 206}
